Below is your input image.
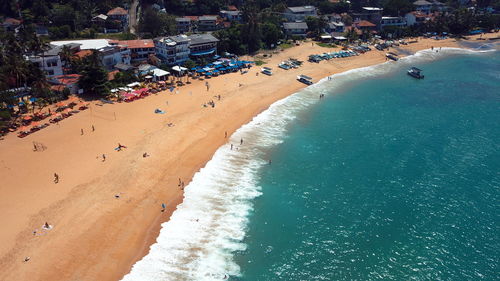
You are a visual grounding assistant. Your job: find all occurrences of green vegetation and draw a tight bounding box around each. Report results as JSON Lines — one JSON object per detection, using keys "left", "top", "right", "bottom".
{"left": 279, "top": 43, "right": 293, "bottom": 49}
{"left": 77, "top": 51, "right": 110, "bottom": 97}
{"left": 138, "top": 7, "right": 177, "bottom": 38}
{"left": 254, "top": 60, "right": 266, "bottom": 66}
{"left": 316, "top": 42, "right": 337, "bottom": 48}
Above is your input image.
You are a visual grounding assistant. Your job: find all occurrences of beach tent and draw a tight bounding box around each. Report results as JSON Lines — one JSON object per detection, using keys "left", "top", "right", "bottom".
{"left": 171, "top": 66, "right": 188, "bottom": 72}
{"left": 127, "top": 82, "right": 141, "bottom": 88}
{"left": 151, "top": 68, "right": 170, "bottom": 81}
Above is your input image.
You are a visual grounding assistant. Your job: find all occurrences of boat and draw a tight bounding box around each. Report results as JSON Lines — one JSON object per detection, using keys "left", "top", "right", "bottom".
{"left": 297, "top": 74, "right": 313, "bottom": 85}
{"left": 261, "top": 67, "right": 273, "bottom": 76}
{"left": 386, "top": 52, "right": 399, "bottom": 61}
{"left": 278, "top": 62, "right": 291, "bottom": 70}
{"left": 407, "top": 67, "right": 424, "bottom": 79}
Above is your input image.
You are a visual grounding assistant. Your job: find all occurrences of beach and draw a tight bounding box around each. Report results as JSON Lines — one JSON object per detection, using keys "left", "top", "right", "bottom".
{"left": 0, "top": 33, "right": 497, "bottom": 281}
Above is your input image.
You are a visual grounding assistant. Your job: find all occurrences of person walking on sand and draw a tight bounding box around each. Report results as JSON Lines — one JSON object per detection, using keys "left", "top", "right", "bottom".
{"left": 240, "top": 138, "right": 243, "bottom": 145}
{"left": 161, "top": 203, "right": 166, "bottom": 212}
{"left": 102, "top": 154, "right": 106, "bottom": 162}
{"left": 81, "top": 128, "right": 84, "bottom": 135}
{"left": 54, "top": 173, "right": 59, "bottom": 184}
{"left": 225, "top": 131, "right": 227, "bottom": 138}
{"left": 92, "top": 125, "right": 95, "bottom": 132}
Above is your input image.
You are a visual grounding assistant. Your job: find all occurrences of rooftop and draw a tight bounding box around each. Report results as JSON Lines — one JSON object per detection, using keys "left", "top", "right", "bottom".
{"left": 413, "top": 0, "right": 433, "bottom": 5}
{"left": 287, "top": 6, "right": 317, "bottom": 13}
{"left": 199, "top": 15, "right": 217, "bottom": 21}
{"left": 283, "top": 22, "right": 308, "bottom": 29}
{"left": 187, "top": 34, "right": 219, "bottom": 45}
{"left": 75, "top": 50, "right": 92, "bottom": 58}
{"left": 355, "top": 20, "right": 377, "bottom": 27}
{"left": 362, "top": 7, "right": 384, "bottom": 11}
{"left": 52, "top": 74, "right": 81, "bottom": 85}
{"left": 3, "top": 18, "right": 21, "bottom": 25}
{"left": 117, "top": 39, "right": 154, "bottom": 49}
{"left": 176, "top": 17, "right": 191, "bottom": 22}
{"left": 107, "top": 7, "right": 128, "bottom": 16}
{"left": 51, "top": 39, "right": 111, "bottom": 50}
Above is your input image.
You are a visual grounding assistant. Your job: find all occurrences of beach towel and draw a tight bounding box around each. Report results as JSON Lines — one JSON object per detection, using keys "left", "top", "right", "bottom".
{"left": 154, "top": 109, "right": 165, "bottom": 114}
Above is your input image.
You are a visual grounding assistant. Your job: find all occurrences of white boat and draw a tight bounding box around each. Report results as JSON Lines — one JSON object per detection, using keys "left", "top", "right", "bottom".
{"left": 407, "top": 67, "right": 424, "bottom": 79}
{"left": 261, "top": 67, "right": 273, "bottom": 76}
{"left": 297, "top": 74, "right": 313, "bottom": 85}
{"left": 386, "top": 52, "right": 399, "bottom": 61}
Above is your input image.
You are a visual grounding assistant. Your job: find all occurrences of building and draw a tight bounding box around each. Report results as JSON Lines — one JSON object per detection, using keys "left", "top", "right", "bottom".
{"left": 283, "top": 22, "right": 309, "bottom": 37}
{"left": 112, "top": 39, "right": 155, "bottom": 62}
{"left": 352, "top": 7, "right": 383, "bottom": 29}
{"left": 353, "top": 20, "right": 377, "bottom": 32}
{"left": 187, "top": 34, "right": 219, "bottom": 59}
{"left": 154, "top": 35, "right": 190, "bottom": 65}
{"left": 198, "top": 15, "right": 218, "bottom": 32}
{"left": 49, "top": 74, "right": 81, "bottom": 94}
{"left": 2, "top": 18, "right": 21, "bottom": 31}
{"left": 51, "top": 39, "right": 130, "bottom": 70}
{"left": 413, "top": 0, "right": 433, "bottom": 14}
{"left": 176, "top": 17, "right": 192, "bottom": 33}
{"left": 220, "top": 10, "right": 242, "bottom": 22}
{"left": 325, "top": 21, "right": 345, "bottom": 33}
{"left": 323, "top": 13, "right": 342, "bottom": 22}
{"left": 51, "top": 39, "right": 111, "bottom": 50}
{"left": 405, "top": 11, "right": 429, "bottom": 26}
{"left": 98, "top": 46, "right": 131, "bottom": 70}
{"left": 27, "top": 46, "right": 64, "bottom": 77}
{"left": 35, "top": 25, "right": 49, "bottom": 37}
{"left": 284, "top": 6, "right": 318, "bottom": 22}
{"left": 414, "top": 0, "right": 447, "bottom": 13}
{"left": 380, "top": 17, "right": 407, "bottom": 29}
{"left": 106, "top": 7, "right": 129, "bottom": 33}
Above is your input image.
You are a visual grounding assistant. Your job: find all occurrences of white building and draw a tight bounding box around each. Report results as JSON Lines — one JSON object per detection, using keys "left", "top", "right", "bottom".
{"left": 405, "top": 11, "right": 429, "bottom": 26}
{"left": 27, "top": 46, "right": 63, "bottom": 77}
{"left": 284, "top": 6, "right": 318, "bottom": 22}
{"left": 51, "top": 39, "right": 130, "bottom": 70}
{"left": 380, "top": 17, "right": 407, "bottom": 29}
{"left": 154, "top": 35, "right": 190, "bottom": 65}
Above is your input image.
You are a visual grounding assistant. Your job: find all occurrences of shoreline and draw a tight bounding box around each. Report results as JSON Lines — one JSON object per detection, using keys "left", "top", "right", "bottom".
{"left": 0, "top": 33, "right": 498, "bottom": 281}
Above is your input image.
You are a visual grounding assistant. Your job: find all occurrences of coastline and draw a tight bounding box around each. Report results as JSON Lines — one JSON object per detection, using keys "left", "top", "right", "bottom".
{"left": 0, "top": 33, "right": 497, "bottom": 281}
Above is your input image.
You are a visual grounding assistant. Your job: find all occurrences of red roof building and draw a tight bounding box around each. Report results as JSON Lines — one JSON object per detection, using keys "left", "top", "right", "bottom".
{"left": 75, "top": 50, "right": 92, "bottom": 59}
{"left": 107, "top": 7, "right": 128, "bottom": 16}
{"left": 50, "top": 74, "right": 81, "bottom": 94}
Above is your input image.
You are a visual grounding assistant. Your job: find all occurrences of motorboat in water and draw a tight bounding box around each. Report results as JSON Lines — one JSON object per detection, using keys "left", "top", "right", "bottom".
{"left": 407, "top": 67, "right": 424, "bottom": 79}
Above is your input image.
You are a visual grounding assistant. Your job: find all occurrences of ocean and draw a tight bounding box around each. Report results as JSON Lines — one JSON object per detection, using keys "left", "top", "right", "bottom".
{"left": 121, "top": 47, "right": 500, "bottom": 281}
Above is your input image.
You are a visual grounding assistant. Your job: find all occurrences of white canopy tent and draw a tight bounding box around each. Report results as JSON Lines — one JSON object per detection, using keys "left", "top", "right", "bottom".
{"left": 171, "top": 66, "right": 188, "bottom": 76}
{"left": 127, "top": 82, "right": 140, "bottom": 88}
{"left": 152, "top": 68, "right": 170, "bottom": 81}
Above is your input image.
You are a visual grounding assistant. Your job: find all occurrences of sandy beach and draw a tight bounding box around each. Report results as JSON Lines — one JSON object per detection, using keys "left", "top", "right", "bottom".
{"left": 0, "top": 33, "right": 497, "bottom": 281}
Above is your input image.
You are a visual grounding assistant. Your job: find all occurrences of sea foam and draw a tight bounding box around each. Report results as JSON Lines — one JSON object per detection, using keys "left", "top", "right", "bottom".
{"left": 120, "top": 47, "right": 493, "bottom": 281}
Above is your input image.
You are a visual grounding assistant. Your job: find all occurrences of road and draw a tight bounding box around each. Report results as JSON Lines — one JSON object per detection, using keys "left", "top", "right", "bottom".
{"left": 129, "top": 0, "right": 139, "bottom": 34}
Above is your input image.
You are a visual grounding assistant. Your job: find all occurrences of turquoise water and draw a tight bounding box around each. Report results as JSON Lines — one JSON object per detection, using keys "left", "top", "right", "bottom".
{"left": 235, "top": 51, "right": 500, "bottom": 280}
{"left": 121, "top": 49, "right": 499, "bottom": 281}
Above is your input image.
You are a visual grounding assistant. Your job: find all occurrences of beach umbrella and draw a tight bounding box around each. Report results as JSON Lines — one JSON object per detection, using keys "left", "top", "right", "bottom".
{"left": 23, "top": 115, "right": 32, "bottom": 121}
{"left": 196, "top": 69, "right": 205, "bottom": 73}
{"left": 55, "top": 102, "right": 65, "bottom": 107}
{"left": 19, "top": 126, "right": 29, "bottom": 132}
{"left": 30, "top": 121, "right": 40, "bottom": 128}
{"left": 29, "top": 97, "right": 37, "bottom": 102}
{"left": 18, "top": 102, "right": 25, "bottom": 106}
